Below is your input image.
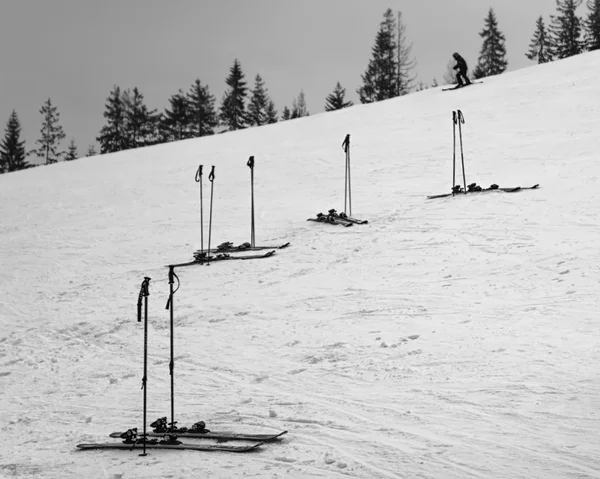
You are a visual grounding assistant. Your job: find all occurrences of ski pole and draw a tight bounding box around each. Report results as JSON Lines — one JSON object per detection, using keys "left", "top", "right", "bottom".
{"left": 342, "top": 134, "right": 351, "bottom": 215}
{"left": 195, "top": 165, "right": 204, "bottom": 256}
{"left": 247, "top": 156, "right": 255, "bottom": 248}
{"left": 207, "top": 166, "right": 215, "bottom": 263}
{"left": 137, "top": 276, "right": 151, "bottom": 456}
{"left": 457, "top": 110, "right": 467, "bottom": 193}
{"left": 165, "top": 266, "right": 180, "bottom": 432}
{"left": 452, "top": 111, "right": 457, "bottom": 193}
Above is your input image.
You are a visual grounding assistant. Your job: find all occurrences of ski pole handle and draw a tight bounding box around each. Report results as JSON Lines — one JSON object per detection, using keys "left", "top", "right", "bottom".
{"left": 209, "top": 166, "right": 215, "bottom": 182}
{"left": 247, "top": 156, "right": 254, "bottom": 169}
{"left": 342, "top": 134, "right": 350, "bottom": 152}
{"left": 457, "top": 110, "right": 465, "bottom": 124}
{"left": 195, "top": 165, "right": 203, "bottom": 182}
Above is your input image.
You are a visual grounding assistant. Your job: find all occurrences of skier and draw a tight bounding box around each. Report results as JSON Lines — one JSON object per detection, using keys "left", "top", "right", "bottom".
{"left": 452, "top": 53, "right": 472, "bottom": 87}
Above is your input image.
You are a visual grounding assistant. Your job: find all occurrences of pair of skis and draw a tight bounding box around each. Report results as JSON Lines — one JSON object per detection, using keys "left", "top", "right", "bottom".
{"left": 442, "top": 81, "right": 483, "bottom": 91}
{"left": 196, "top": 241, "right": 291, "bottom": 255}
{"left": 78, "top": 419, "right": 288, "bottom": 453}
{"left": 307, "top": 209, "right": 368, "bottom": 227}
{"left": 427, "top": 184, "right": 540, "bottom": 199}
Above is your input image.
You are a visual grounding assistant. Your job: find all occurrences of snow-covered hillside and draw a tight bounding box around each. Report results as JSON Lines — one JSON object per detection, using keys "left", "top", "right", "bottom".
{"left": 1, "top": 51, "right": 599, "bottom": 479}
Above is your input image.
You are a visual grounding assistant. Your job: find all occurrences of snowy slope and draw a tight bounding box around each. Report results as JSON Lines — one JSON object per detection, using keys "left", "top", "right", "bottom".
{"left": 1, "top": 51, "right": 599, "bottom": 479}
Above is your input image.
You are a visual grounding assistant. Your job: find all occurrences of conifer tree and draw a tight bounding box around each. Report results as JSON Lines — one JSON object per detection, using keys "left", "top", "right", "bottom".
{"left": 65, "top": 139, "right": 78, "bottom": 161}
{"left": 31, "top": 98, "right": 66, "bottom": 165}
{"left": 584, "top": 0, "right": 600, "bottom": 50}
{"left": 161, "top": 89, "right": 192, "bottom": 141}
{"left": 97, "top": 86, "right": 128, "bottom": 154}
{"left": 219, "top": 59, "right": 248, "bottom": 131}
{"left": 358, "top": 9, "right": 398, "bottom": 103}
{"left": 247, "top": 74, "right": 270, "bottom": 127}
{"left": 548, "top": 0, "right": 583, "bottom": 59}
{"left": 281, "top": 107, "right": 291, "bottom": 121}
{"left": 431, "top": 78, "right": 439, "bottom": 88}
{"left": 86, "top": 145, "right": 97, "bottom": 157}
{"left": 187, "top": 79, "right": 218, "bottom": 137}
{"left": 291, "top": 90, "right": 309, "bottom": 119}
{"left": 395, "top": 11, "right": 416, "bottom": 95}
{"left": 123, "top": 87, "right": 160, "bottom": 148}
{"left": 0, "top": 110, "right": 29, "bottom": 172}
{"left": 325, "top": 82, "right": 354, "bottom": 111}
{"left": 265, "top": 100, "right": 278, "bottom": 124}
{"left": 442, "top": 60, "right": 456, "bottom": 85}
{"left": 526, "top": 16, "right": 552, "bottom": 63}
{"left": 473, "top": 8, "right": 508, "bottom": 79}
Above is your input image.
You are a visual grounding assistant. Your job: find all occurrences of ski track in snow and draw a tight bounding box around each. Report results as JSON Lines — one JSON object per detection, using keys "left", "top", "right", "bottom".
{"left": 1, "top": 52, "right": 600, "bottom": 478}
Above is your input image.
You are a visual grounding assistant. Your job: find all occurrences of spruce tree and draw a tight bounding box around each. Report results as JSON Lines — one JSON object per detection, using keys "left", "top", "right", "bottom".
{"left": 65, "top": 139, "right": 78, "bottom": 161}
{"left": 0, "top": 110, "right": 29, "bottom": 172}
{"left": 584, "top": 0, "right": 600, "bottom": 50}
{"left": 161, "top": 89, "right": 192, "bottom": 141}
{"left": 548, "top": 0, "right": 583, "bottom": 59}
{"left": 325, "top": 82, "right": 354, "bottom": 111}
{"left": 86, "top": 145, "right": 97, "bottom": 157}
{"left": 358, "top": 9, "right": 398, "bottom": 103}
{"left": 123, "top": 87, "right": 160, "bottom": 148}
{"left": 281, "top": 107, "right": 291, "bottom": 121}
{"left": 97, "top": 86, "right": 128, "bottom": 154}
{"left": 31, "top": 98, "right": 66, "bottom": 165}
{"left": 431, "top": 78, "right": 439, "bottom": 88}
{"left": 442, "top": 60, "right": 456, "bottom": 85}
{"left": 291, "top": 90, "right": 309, "bottom": 119}
{"left": 219, "top": 59, "right": 248, "bottom": 131}
{"left": 396, "top": 11, "right": 416, "bottom": 95}
{"left": 265, "top": 100, "right": 278, "bottom": 124}
{"left": 187, "top": 79, "right": 218, "bottom": 137}
{"left": 526, "top": 16, "right": 552, "bottom": 63}
{"left": 247, "top": 75, "right": 270, "bottom": 127}
{"left": 473, "top": 8, "right": 508, "bottom": 79}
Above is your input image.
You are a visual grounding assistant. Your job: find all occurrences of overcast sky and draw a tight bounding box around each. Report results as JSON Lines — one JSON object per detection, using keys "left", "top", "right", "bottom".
{"left": 0, "top": 0, "right": 580, "bottom": 158}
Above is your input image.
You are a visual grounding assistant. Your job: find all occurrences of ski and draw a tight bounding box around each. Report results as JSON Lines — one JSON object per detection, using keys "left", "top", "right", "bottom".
{"left": 196, "top": 242, "right": 290, "bottom": 255}
{"left": 328, "top": 210, "right": 368, "bottom": 225}
{"left": 170, "top": 250, "right": 276, "bottom": 268}
{"left": 77, "top": 441, "right": 263, "bottom": 453}
{"left": 307, "top": 216, "right": 353, "bottom": 227}
{"left": 427, "top": 184, "right": 539, "bottom": 199}
{"left": 442, "top": 81, "right": 483, "bottom": 91}
{"left": 109, "top": 430, "right": 287, "bottom": 442}
{"left": 111, "top": 420, "right": 287, "bottom": 442}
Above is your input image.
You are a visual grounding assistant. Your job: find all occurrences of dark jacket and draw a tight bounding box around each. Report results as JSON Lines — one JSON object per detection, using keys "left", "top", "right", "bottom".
{"left": 453, "top": 54, "right": 468, "bottom": 72}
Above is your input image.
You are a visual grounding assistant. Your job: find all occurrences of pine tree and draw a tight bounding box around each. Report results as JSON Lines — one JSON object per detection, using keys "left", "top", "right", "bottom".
{"left": 123, "top": 87, "right": 160, "bottom": 148}
{"left": 442, "top": 60, "right": 456, "bottom": 85}
{"left": 325, "top": 82, "right": 354, "bottom": 111}
{"left": 65, "top": 139, "right": 78, "bottom": 161}
{"left": 431, "top": 78, "right": 439, "bottom": 88}
{"left": 291, "top": 90, "right": 309, "bottom": 119}
{"left": 526, "top": 16, "right": 552, "bottom": 63}
{"left": 31, "top": 98, "right": 66, "bottom": 165}
{"left": 265, "top": 100, "right": 278, "bottom": 124}
{"left": 161, "top": 89, "right": 192, "bottom": 141}
{"left": 473, "top": 8, "right": 508, "bottom": 79}
{"left": 219, "top": 59, "right": 248, "bottom": 131}
{"left": 548, "top": 0, "right": 583, "bottom": 59}
{"left": 247, "top": 75, "right": 270, "bottom": 127}
{"left": 187, "top": 79, "right": 218, "bottom": 137}
{"left": 358, "top": 9, "right": 398, "bottom": 103}
{"left": 584, "top": 0, "right": 600, "bottom": 50}
{"left": 0, "top": 110, "right": 29, "bottom": 172}
{"left": 281, "top": 107, "right": 291, "bottom": 121}
{"left": 396, "top": 11, "right": 416, "bottom": 95}
{"left": 97, "top": 86, "right": 128, "bottom": 154}
{"left": 86, "top": 144, "right": 97, "bottom": 157}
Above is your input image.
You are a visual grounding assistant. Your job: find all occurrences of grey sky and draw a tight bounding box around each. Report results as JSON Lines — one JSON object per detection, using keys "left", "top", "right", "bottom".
{"left": 0, "top": 0, "right": 574, "bottom": 157}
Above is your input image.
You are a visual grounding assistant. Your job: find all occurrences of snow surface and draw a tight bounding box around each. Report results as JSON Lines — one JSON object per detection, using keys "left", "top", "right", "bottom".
{"left": 1, "top": 51, "right": 600, "bottom": 479}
